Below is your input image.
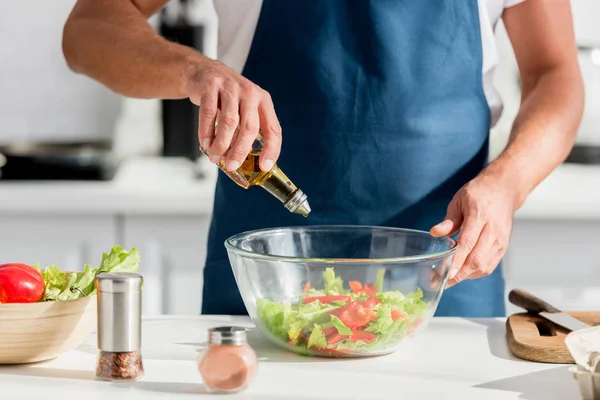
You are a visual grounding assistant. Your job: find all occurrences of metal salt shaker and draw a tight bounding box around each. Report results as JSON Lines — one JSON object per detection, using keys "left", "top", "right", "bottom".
{"left": 95, "top": 273, "right": 144, "bottom": 381}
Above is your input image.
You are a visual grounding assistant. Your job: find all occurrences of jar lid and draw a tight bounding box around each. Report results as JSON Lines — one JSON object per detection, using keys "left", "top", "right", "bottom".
{"left": 208, "top": 326, "right": 248, "bottom": 346}
{"left": 95, "top": 273, "right": 143, "bottom": 294}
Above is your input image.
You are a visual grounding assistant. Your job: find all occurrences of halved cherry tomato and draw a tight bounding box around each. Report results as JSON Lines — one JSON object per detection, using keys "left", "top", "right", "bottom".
{"left": 304, "top": 282, "right": 311, "bottom": 292}
{"left": 303, "top": 295, "right": 351, "bottom": 304}
{"left": 349, "top": 281, "right": 363, "bottom": 293}
{"left": 350, "top": 330, "right": 377, "bottom": 343}
{"left": 327, "top": 334, "right": 349, "bottom": 345}
{"left": 361, "top": 295, "right": 378, "bottom": 309}
{"left": 391, "top": 309, "right": 410, "bottom": 321}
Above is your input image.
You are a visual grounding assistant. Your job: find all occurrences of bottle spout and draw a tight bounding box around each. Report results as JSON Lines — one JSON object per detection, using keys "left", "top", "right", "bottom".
{"left": 284, "top": 189, "right": 311, "bottom": 217}
{"left": 295, "top": 199, "right": 311, "bottom": 217}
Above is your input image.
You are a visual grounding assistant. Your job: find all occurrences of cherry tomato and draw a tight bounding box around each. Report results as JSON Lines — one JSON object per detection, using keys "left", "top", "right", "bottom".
{"left": 0, "top": 263, "right": 44, "bottom": 303}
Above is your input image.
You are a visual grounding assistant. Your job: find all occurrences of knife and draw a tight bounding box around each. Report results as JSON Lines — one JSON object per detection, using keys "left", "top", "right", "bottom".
{"left": 508, "top": 289, "right": 590, "bottom": 332}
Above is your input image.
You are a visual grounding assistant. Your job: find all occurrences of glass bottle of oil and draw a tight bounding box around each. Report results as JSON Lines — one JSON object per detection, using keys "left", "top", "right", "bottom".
{"left": 202, "top": 131, "right": 311, "bottom": 217}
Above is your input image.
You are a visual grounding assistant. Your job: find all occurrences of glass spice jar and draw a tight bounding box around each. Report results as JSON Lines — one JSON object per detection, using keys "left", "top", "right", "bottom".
{"left": 198, "top": 326, "right": 258, "bottom": 393}
{"left": 94, "top": 273, "right": 144, "bottom": 381}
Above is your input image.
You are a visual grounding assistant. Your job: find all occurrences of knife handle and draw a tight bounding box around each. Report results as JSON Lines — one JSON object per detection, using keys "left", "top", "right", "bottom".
{"left": 508, "top": 289, "right": 560, "bottom": 314}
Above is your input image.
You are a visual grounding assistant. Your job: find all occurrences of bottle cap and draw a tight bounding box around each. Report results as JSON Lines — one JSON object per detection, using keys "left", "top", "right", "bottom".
{"left": 208, "top": 326, "right": 248, "bottom": 346}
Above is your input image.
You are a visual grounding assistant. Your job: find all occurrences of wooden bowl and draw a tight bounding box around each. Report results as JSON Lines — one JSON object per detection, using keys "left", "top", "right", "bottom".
{"left": 0, "top": 295, "right": 97, "bottom": 364}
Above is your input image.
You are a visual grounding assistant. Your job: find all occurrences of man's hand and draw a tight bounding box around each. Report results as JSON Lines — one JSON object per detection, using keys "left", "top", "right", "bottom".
{"left": 430, "top": 168, "right": 518, "bottom": 287}
{"left": 63, "top": 0, "right": 283, "bottom": 173}
{"left": 188, "top": 60, "right": 282, "bottom": 172}
{"left": 429, "top": 0, "right": 584, "bottom": 288}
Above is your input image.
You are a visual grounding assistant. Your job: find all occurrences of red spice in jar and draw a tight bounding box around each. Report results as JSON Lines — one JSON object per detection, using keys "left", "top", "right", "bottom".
{"left": 198, "top": 327, "right": 257, "bottom": 393}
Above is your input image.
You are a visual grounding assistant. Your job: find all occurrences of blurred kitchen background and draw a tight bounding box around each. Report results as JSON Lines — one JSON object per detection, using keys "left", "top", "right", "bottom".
{"left": 0, "top": 0, "right": 599, "bottom": 316}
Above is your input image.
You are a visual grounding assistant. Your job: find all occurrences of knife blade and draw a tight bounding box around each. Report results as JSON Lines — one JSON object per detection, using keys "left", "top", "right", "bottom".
{"left": 508, "top": 289, "right": 591, "bottom": 332}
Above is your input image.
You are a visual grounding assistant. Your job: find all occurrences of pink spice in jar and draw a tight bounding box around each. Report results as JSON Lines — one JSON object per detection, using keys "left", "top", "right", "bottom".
{"left": 198, "top": 326, "right": 258, "bottom": 394}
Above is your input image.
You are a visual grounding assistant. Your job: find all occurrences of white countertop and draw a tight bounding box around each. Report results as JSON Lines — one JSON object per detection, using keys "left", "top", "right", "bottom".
{"left": 0, "top": 316, "right": 580, "bottom": 400}
{"left": 0, "top": 156, "right": 599, "bottom": 220}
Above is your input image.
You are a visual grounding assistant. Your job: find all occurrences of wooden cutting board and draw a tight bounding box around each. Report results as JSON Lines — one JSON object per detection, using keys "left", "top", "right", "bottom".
{"left": 506, "top": 312, "right": 600, "bottom": 363}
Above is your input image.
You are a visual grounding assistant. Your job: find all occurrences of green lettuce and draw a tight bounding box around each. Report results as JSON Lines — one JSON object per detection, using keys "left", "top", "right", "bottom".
{"left": 256, "top": 298, "right": 296, "bottom": 339}
{"left": 375, "top": 288, "right": 427, "bottom": 319}
{"left": 40, "top": 246, "right": 140, "bottom": 302}
{"left": 323, "top": 267, "right": 344, "bottom": 294}
{"left": 257, "top": 267, "right": 428, "bottom": 356}
{"left": 330, "top": 315, "right": 352, "bottom": 335}
{"left": 364, "top": 304, "right": 394, "bottom": 334}
{"left": 306, "top": 324, "right": 327, "bottom": 350}
{"left": 374, "top": 268, "right": 385, "bottom": 292}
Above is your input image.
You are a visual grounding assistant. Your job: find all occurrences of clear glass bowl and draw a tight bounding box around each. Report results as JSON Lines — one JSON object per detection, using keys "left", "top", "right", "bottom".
{"left": 225, "top": 226, "right": 456, "bottom": 358}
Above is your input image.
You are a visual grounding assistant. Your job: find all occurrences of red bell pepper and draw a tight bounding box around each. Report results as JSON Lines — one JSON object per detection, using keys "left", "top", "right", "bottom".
{"left": 362, "top": 283, "right": 377, "bottom": 295}
{"left": 327, "top": 334, "right": 350, "bottom": 345}
{"left": 312, "top": 348, "right": 351, "bottom": 357}
{"left": 335, "top": 302, "right": 373, "bottom": 328}
{"left": 302, "top": 295, "right": 352, "bottom": 304}
{"left": 350, "top": 330, "right": 377, "bottom": 343}
{"left": 361, "top": 295, "right": 378, "bottom": 309}
{"left": 323, "top": 327, "right": 337, "bottom": 337}
{"left": 349, "top": 281, "right": 363, "bottom": 293}
{"left": 391, "top": 309, "right": 410, "bottom": 321}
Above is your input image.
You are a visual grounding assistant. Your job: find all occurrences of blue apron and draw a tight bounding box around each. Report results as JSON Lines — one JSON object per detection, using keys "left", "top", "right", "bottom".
{"left": 202, "top": 0, "right": 505, "bottom": 318}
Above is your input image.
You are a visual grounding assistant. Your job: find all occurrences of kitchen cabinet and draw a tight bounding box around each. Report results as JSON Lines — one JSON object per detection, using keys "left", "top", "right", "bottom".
{"left": 123, "top": 215, "right": 211, "bottom": 316}
{"left": 0, "top": 215, "right": 116, "bottom": 270}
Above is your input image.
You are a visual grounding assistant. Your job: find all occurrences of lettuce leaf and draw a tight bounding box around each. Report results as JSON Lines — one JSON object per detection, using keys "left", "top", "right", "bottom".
{"left": 306, "top": 324, "right": 327, "bottom": 350}
{"left": 374, "top": 268, "right": 385, "bottom": 292}
{"left": 323, "top": 267, "right": 344, "bottom": 294}
{"left": 375, "top": 288, "right": 427, "bottom": 319}
{"left": 330, "top": 315, "right": 352, "bottom": 335}
{"left": 364, "top": 304, "right": 394, "bottom": 334}
{"left": 40, "top": 246, "right": 140, "bottom": 302}
{"left": 257, "top": 298, "right": 294, "bottom": 339}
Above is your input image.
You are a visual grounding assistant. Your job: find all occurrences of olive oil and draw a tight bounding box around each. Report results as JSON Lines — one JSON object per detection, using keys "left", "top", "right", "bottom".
{"left": 205, "top": 133, "right": 311, "bottom": 217}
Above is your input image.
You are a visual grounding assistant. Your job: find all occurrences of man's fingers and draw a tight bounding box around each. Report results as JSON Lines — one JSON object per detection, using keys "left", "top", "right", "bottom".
{"left": 210, "top": 89, "right": 240, "bottom": 164}
{"left": 456, "top": 224, "right": 495, "bottom": 281}
{"left": 198, "top": 90, "right": 219, "bottom": 150}
{"left": 226, "top": 97, "right": 260, "bottom": 170}
{"left": 258, "top": 91, "right": 282, "bottom": 172}
{"left": 448, "top": 214, "right": 485, "bottom": 282}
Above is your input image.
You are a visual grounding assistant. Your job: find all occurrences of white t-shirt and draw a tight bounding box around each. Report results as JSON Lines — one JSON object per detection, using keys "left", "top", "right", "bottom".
{"left": 213, "top": 0, "right": 526, "bottom": 128}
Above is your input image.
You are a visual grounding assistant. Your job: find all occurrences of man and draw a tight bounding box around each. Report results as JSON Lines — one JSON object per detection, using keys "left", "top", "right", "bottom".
{"left": 62, "top": 0, "right": 583, "bottom": 317}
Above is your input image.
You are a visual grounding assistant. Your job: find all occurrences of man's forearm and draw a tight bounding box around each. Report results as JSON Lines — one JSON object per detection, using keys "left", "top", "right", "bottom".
{"left": 62, "top": 0, "right": 205, "bottom": 99}
{"left": 484, "top": 64, "right": 584, "bottom": 209}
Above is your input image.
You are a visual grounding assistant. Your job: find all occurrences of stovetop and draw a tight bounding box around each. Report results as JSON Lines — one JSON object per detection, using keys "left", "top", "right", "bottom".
{"left": 565, "top": 144, "right": 600, "bottom": 165}
{"left": 0, "top": 144, "right": 118, "bottom": 181}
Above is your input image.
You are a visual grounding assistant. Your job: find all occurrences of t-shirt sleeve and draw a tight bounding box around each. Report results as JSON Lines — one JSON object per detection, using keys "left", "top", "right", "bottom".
{"left": 505, "top": 0, "right": 526, "bottom": 7}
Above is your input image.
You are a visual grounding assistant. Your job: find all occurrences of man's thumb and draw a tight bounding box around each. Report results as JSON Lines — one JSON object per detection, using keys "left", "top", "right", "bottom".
{"left": 430, "top": 213, "right": 462, "bottom": 237}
